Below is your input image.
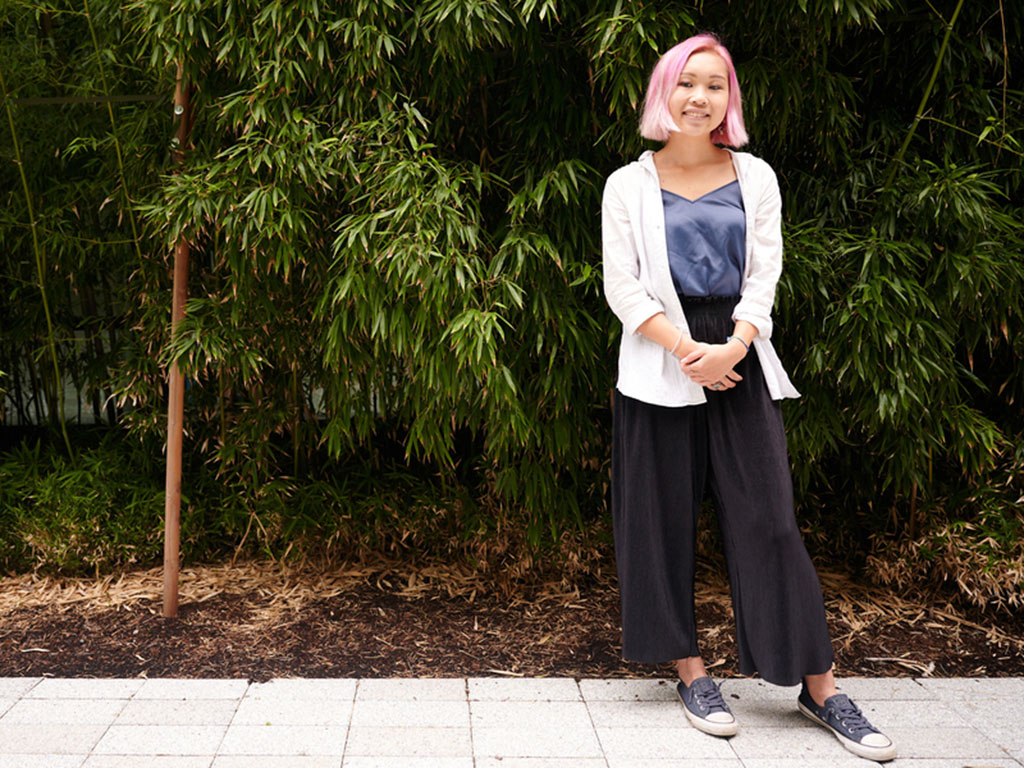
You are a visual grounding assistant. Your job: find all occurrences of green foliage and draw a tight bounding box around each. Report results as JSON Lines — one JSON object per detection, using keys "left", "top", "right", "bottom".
{"left": 0, "top": 432, "right": 607, "bottom": 581}
{"left": 1, "top": 0, "right": 1021, "bottom": 609}
{"left": 0, "top": 436, "right": 165, "bottom": 574}
{"left": 867, "top": 444, "right": 1024, "bottom": 612}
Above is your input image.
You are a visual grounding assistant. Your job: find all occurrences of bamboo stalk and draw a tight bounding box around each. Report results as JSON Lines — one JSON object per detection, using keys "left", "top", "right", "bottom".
{"left": 81, "top": 283, "right": 105, "bottom": 424}
{"left": 218, "top": 365, "right": 227, "bottom": 449}
{"left": 26, "top": 354, "right": 44, "bottom": 426}
{"left": 883, "top": 0, "right": 966, "bottom": 188}
{"left": 82, "top": 0, "right": 145, "bottom": 269}
{"left": 163, "top": 63, "right": 192, "bottom": 619}
{"left": 99, "top": 271, "right": 119, "bottom": 425}
{"left": 292, "top": 365, "right": 301, "bottom": 477}
{"left": 0, "top": 61, "right": 73, "bottom": 456}
{"left": 11, "top": 357, "right": 29, "bottom": 425}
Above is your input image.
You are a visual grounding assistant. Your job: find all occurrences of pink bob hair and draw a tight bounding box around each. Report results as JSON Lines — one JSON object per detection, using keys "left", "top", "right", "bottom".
{"left": 639, "top": 34, "right": 748, "bottom": 147}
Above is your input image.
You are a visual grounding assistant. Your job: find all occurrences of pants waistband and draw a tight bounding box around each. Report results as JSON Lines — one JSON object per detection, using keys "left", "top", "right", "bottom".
{"left": 677, "top": 294, "right": 740, "bottom": 305}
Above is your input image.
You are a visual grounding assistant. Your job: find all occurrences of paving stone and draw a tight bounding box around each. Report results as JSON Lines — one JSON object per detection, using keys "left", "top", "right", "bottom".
{"left": 595, "top": 726, "right": 736, "bottom": 759}
{"left": 955, "top": 697, "right": 1024, "bottom": 761}
{"left": 717, "top": 679, "right": 802, "bottom": 703}
{"left": 706, "top": 680, "right": 809, "bottom": 727}
{"left": 245, "top": 679, "right": 357, "bottom": 700}
{"left": 232, "top": 697, "right": 353, "bottom": 726}
{"left": 473, "top": 724, "right": 603, "bottom": 759}
{"left": 717, "top": 699, "right": 811, "bottom": 728}
{"left": 1005, "top": 747, "right": 1024, "bottom": 764}
{"left": 343, "top": 726, "right": 472, "bottom": 757}
{"left": 579, "top": 678, "right": 677, "bottom": 702}
{"left": 586, "top": 699, "right": 692, "bottom": 728}
{"left": 727, "top": 724, "right": 853, "bottom": 760}
{"left": 477, "top": 759, "right": 608, "bottom": 768}
{"left": 92, "top": 725, "right": 226, "bottom": 755}
{"left": 833, "top": 677, "right": 934, "bottom": 700}
{"left": 115, "top": 699, "right": 239, "bottom": 726}
{"left": 605, "top": 760, "right": 745, "bottom": 768}
{"left": 469, "top": 700, "right": 592, "bottom": 729}
{"left": 134, "top": 679, "right": 249, "bottom": 700}
{"left": 213, "top": 758, "right": 339, "bottom": 768}
{"left": 916, "top": 678, "right": 1024, "bottom": 699}
{"left": 0, "top": 756, "right": 86, "bottom": 768}
{"left": 0, "top": 723, "right": 108, "bottom": 754}
{"left": 0, "top": 700, "right": 15, "bottom": 718}
{"left": 354, "top": 679, "right": 466, "bottom": 702}
{"left": 342, "top": 758, "right": 474, "bottom": 768}
{"left": 883, "top": 760, "right": 1024, "bottom": 768}
{"left": 217, "top": 725, "right": 349, "bottom": 756}
{"left": 956, "top": 695, "right": 1024, "bottom": 730}
{"left": 1, "top": 698, "right": 127, "bottom": 725}
{"left": 25, "top": 679, "right": 142, "bottom": 700}
{"left": 83, "top": 757, "right": 213, "bottom": 767}
{"left": 349, "top": 699, "right": 468, "bottom": 727}
{"left": 0, "top": 680, "right": 42, "bottom": 699}
{"left": 739, "top": 760, "right": 883, "bottom": 768}
{"left": 467, "top": 678, "right": 581, "bottom": 701}
{"left": 856, "top": 698, "right": 966, "bottom": 728}
{"left": 874, "top": 726, "right": 1010, "bottom": 759}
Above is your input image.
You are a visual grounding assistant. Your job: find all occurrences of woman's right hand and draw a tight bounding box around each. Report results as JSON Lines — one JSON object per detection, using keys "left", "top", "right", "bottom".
{"left": 678, "top": 342, "right": 743, "bottom": 390}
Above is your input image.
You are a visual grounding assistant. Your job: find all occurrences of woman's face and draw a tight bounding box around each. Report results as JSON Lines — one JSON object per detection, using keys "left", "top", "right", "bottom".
{"left": 666, "top": 51, "right": 730, "bottom": 138}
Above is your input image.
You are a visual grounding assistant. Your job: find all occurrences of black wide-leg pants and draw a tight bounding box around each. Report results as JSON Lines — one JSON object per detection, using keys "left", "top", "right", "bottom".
{"left": 611, "top": 296, "right": 834, "bottom": 687}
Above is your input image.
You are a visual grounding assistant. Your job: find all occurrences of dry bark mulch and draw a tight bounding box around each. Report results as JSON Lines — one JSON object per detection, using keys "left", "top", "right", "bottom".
{"left": 1, "top": 558, "right": 1022, "bottom": 681}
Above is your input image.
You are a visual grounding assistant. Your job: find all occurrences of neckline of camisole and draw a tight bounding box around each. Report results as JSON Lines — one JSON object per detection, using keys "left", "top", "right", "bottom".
{"left": 660, "top": 179, "right": 739, "bottom": 204}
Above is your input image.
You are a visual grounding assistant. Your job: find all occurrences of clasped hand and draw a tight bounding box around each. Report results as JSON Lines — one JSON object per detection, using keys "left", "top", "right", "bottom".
{"left": 679, "top": 342, "right": 744, "bottom": 390}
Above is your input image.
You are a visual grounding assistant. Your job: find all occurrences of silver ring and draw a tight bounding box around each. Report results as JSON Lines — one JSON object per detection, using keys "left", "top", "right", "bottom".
{"left": 711, "top": 383, "right": 722, "bottom": 390}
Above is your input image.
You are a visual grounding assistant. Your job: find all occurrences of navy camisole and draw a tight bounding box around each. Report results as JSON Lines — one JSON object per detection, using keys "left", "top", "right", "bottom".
{"left": 661, "top": 180, "right": 745, "bottom": 297}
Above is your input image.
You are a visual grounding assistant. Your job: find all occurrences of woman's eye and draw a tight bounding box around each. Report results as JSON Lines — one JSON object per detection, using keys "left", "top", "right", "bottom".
{"left": 678, "top": 81, "right": 692, "bottom": 87}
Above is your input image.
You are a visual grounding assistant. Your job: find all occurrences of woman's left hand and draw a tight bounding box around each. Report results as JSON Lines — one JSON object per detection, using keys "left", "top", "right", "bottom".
{"left": 679, "top": 343, "right": 745, "bottom": 390}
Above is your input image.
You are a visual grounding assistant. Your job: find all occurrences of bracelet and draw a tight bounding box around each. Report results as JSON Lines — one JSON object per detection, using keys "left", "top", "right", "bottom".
{"left": 726, "top": 335, "right": 749, "bottom": 352}
{"left": 669, "top": 328, "right": 685, "bottom": 356}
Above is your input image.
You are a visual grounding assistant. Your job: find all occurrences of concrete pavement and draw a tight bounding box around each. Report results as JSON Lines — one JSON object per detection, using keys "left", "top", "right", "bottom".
{"left": 0, "top": 675, "right": 1022, "bottom": 767}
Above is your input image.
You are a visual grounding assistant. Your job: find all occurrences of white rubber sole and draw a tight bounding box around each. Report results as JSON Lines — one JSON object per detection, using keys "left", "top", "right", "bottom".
{"left": 798, "top": 701, "right": 897, "bottom": 762}
{"left": 676, "top": 686, "right": 739, "bottom": 737}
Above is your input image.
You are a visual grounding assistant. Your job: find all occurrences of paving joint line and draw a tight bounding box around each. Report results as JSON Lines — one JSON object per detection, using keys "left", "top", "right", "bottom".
{"left": 578, "top": 677, "right": 612, "bottom": 768}
{"left": 214, "top": 678, "right": 249, "bottom": 763}
{"left": 464, "top": 677, "right": 478, "bottom": 768}
{"left": 341, "top": 677, "right": 359, "bottom": 766}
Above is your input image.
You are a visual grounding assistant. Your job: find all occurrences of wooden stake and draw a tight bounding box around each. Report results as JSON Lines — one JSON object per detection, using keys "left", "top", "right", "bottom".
{"left": 163, "top": 64, "right": 192, "bottom": 619}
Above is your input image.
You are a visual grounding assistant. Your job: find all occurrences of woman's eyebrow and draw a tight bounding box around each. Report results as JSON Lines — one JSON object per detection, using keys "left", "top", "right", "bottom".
{"left": 679, "top": 71, "right": 727, "bottom": 80}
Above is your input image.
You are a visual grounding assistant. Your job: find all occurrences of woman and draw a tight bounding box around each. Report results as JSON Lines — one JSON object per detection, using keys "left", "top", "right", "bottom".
{"left": 602, "top": 33, "right": 896, "bottom": 762}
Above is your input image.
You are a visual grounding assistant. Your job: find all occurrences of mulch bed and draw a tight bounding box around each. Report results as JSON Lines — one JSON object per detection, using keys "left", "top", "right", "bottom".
{"left": 1, "top": 559, "right": 1022, "bottom": 681}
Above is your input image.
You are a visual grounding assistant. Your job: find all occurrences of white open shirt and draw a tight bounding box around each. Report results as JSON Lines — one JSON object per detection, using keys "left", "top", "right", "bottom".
{"left": 602, "top": 149, "right": 801, "bottom": 407}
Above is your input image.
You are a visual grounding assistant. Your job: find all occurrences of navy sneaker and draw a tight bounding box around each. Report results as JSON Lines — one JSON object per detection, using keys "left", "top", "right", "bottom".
{"left": 798, "top": 684, "right": 896, "bottom": 761}
{"left": 676, "top": 676, "right": 738, "bottom": 736}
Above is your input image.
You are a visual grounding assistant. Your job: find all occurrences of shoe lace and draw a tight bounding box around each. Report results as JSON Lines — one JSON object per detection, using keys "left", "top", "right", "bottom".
{"left": 695, "top": 682, "right": 727, "bottom": 711}
{"left": 831, "top": 698, "right": 873, "bottom": 732}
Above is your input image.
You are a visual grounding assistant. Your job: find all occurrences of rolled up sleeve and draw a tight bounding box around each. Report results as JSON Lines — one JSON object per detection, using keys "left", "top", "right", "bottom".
{"left": 733, "top": 166, "right": 782, "bottom": 340}
{"left": 602, "top": 178, "right": 664, "bottom": 336}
